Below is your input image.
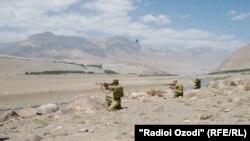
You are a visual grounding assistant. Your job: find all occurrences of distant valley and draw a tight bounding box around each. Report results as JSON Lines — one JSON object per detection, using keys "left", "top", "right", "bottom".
{"left": 0, "top": 32, "right": 231, "bottom": 75}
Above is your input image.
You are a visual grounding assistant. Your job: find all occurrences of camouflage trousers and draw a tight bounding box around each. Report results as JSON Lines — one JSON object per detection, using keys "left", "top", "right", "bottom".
{"left": 105, "top": 96, "right": 121, "bottom": 111}
{"left": 174, "top": 92, "right": 183, "bottom": 98}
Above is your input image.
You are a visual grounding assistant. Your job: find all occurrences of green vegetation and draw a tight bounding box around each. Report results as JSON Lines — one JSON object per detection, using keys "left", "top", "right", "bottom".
{"left": 86, "top": 71, "right": 94, "bottom": 74}
{"left": 209, "top": 68, "right": 250, "bottom": 75}
{"left": 53, "top": 60, "right": 86, "bottom": 68}
{"left": 25, "top": 70, "right": 86, "bottom": 75}
{"left": 62, "top": 61, "right": 86, "bottom": 68}
{"left": 138, "top": 74, "right": 177, "bottom": 77}
{"left": 213, "top": 75, "right": 231, "bottom": 80}
{"left": 104, "top": 69, "right": 118, "bottom": 74}
{"left": 87, "top": 64, "right": 102, "bottom": 69}
{"left": 63, "top": 62, "right": 86, "bottom": 68}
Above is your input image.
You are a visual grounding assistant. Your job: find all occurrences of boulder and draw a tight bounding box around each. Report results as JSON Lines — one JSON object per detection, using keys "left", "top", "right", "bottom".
{"left": 67, "top": 96, "right": 104, "bottom": 114}
{"left": 183, "top": 120, "right": 191, "bottom": 123}
{"left": 18, "top": 108, "right": 36, "bottom": 118}
{"left": 217, "top": 80, "right": 227, "bottom": 89}
{"left": 36, "top": 103, "right": 59, "bottom": 115}
{"left": 0, "top": 110, "right": 18, "bottom": 122}
{"left": 200, "top": 114, "right": 212, "bottom": 120}
{"left": 129, "top": 92, "right": 147, "bottom": 99}
{"left": 233, "top": 78, "right": 244, "bottom": 85}
{"left": 147, "top": 89, "right": 166, "bottom": 97}
{"left": 184, "top": 89, "right": 200, "bottom": 99}
{"left": 164, "top": 89, "right": 174, "bottom": 98}
{"left": 207, "top": 81, "right": 217, "bottom": 89}
{"left": 25, "top": 134, "right": 42, "bottom": 141}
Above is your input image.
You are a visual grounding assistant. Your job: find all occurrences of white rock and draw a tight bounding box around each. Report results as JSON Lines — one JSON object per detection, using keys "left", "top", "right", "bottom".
{"left": 36, "top": 103, "right": 59, "bottom": 115}
{"left": 164, "top": 89, "right": 174, "bottom": 98}
{"left": 67, "top": 95, "right": 104, "bottom": 114}
{"left": 200, "top": 114, "right": 212, "bottom": 120}
{"left": 25, "top": 134, "right": 42, "bottom": 141}
{"left": 183, "top": 120, "right": 191, "bottom": 123}
{"left": 208, "top": 81, "right": 217, "bottom": 89}
{"left": 129, "top": 92, "right": 147, "bottom": 99}
{"left": 18, "top": 108, "right": 36, "bottom": 118}
{"left": 217, "top": 80, "right": 227, "bottom": 89}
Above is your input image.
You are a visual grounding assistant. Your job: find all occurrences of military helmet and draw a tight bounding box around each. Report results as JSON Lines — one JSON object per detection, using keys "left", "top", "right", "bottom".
{"left": 194, "top": 78, "right": 200, "bottom": 82}
{"left": 112, "top": 79, "right": 119, "bottom": 84}
{"left": 173, "top": 80, "right": 178, "bottom": 84}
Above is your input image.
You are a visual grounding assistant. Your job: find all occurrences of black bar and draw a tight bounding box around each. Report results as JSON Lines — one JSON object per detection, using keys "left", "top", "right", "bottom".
{"left": 135, "top": 125, "right": 250, "bottom": 141}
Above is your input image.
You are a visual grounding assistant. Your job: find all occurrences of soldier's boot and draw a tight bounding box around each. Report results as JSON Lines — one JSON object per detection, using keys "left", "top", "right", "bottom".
{"left": 108, "top": 100, "right": 120, "bottom": 112}
{"left": 117, "top": 104, "right": 122, "bottom": 109}
{"left": 105, "top": 96, "right": 112, "bottom": 108}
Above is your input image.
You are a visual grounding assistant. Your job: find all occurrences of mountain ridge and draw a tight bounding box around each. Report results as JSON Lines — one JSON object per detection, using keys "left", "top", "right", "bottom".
{"left": 216, "top": 44, "right": 250, "bottom": 72}
{"left": 0, "top": 32, "right": 231, "bottom": 75}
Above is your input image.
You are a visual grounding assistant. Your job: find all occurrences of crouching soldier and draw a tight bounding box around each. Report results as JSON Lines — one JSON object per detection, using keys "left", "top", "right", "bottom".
{"left": 193, "top": 78, "right": 201, "bottom": 89}
{"left": 170, "top": 80, "right": 183, "bottom": 98}
{"left": 104, "top": 79, "right": 124, "bottom": 111}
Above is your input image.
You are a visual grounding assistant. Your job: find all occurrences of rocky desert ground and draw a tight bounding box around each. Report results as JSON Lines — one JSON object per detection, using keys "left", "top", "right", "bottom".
{"left": 0, "top": 73, "right": 250, "bottom": 141}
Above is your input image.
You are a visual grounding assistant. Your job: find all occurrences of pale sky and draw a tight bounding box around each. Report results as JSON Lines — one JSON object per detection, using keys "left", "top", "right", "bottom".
{"left": 0, "top": 0, "right": 249, "bottom": 51}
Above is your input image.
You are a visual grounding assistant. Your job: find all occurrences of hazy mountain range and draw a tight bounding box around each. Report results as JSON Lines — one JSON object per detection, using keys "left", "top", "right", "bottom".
{"left": 0, "top": 55, "right": 171, "bottom": 76}
{"left": 216, "top": 44, "right": 250, "bottom": 71}
{"left": 0, "top": 32, "right": 231, "bottom": 75}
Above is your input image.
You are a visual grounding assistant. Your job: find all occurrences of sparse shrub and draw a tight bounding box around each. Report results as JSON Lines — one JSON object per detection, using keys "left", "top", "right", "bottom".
{"left": 59, "top": 61, "right": 86, "bottom": 68}
{"left": 229, "top": 81, "right": 237, "bottom": 86}
{"left": 25, "top": 70, "right": 86, "bottom": 75}
{"left": 87, "top": 64, "right": 102, "bottom": 69}
{"left": 86, "top": 71, "right": 94, "bottom": 74}
{"left": 209, "top": 68, "right": 250, "bottom": 75}
{"left": 139, "top": 112, "right": 146, "bottom": 116}
{"left": 104, "top": 70, "right": 118, "bottom": 74}
{"left": 147, "top": 89, "right": 165, "bottom": 97}
{"left": 213, "top": 75, "right": 231, "bottom": 80}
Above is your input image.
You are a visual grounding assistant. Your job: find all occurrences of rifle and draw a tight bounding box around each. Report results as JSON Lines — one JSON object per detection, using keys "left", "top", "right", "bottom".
{"left": 165, "top": 83, "right": 175, "bottom": 88}
{"left": 95, "top": 82, "right": 112, "bottom": 94}
{"left": 95, "top": 82, "right": 111, "bottom": 87}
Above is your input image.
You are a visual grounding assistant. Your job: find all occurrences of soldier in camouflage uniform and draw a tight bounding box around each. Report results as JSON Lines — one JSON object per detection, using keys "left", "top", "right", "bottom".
{"left": 170, "top": 80, "right": 184, "bottom": 97}
{"left": 193, "top": 78, "right": 201, "bottom": 89}
{"left": 105, "top": 79, "right": 124, "bottom": 111}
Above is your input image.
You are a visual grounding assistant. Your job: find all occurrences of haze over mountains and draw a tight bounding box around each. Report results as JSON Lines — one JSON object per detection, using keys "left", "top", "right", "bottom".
{"left": 0, "top": 32, "right": 231, "bottom": 75}
{"left": 216, "top": 44, "right": 250, "bottom": 71}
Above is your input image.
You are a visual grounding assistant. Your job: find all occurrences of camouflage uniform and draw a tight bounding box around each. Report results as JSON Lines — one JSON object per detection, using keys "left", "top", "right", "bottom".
{"left": 173, "top": 82, "right": 183, "bottom": 97}
{"left": 106, "top": 80, "right": 124, "bottom": 111}
{"left": 193, "top": 79, "right": 201, "bottom": 89}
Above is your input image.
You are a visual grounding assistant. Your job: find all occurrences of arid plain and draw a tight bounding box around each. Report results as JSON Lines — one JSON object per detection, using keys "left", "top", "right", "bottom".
{"left": 1, "top": 73, "right": 250, "bottom": 141}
